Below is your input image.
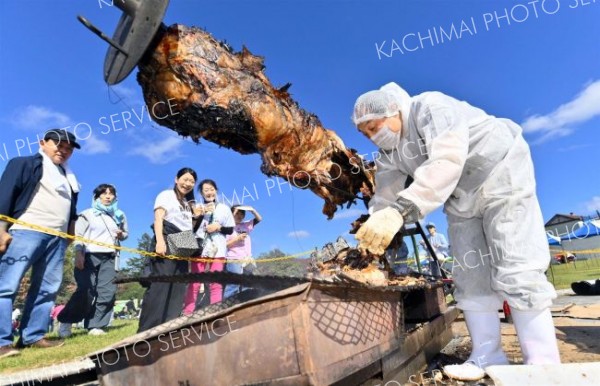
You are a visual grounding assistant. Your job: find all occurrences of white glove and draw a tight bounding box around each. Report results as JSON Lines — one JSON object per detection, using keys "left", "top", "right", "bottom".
{"left": 355, "top": 207, "right": 404, "bottom": 255}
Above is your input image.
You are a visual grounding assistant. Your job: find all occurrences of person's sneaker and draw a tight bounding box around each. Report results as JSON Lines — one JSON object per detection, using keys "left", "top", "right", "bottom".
{"left": 15, "top": 338, "right": 65, "bottom": 349}
{"left": 58, "top": 322, "right": 72, "bottom": 338}
{"left": 88, "top": 328, "right": 106, "bottom": 336}
{"left": 0, "top": 345, "right": 20, "bottom": 359}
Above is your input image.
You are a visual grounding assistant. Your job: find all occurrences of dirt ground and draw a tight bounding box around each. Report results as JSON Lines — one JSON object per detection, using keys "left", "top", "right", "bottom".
{"left": 450, "top": 304, "right": 600, "bottom": 365}
{"left": 404, "top": 291, "right": 600, "bottom": 385}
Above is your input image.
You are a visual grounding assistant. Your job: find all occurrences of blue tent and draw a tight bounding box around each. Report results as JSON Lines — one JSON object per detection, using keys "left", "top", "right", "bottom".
{"left": 562, "top": 220, "right": 600, "bottom": 240}
{"left": 547, "top": 232, "right": 561, "bottom": 246}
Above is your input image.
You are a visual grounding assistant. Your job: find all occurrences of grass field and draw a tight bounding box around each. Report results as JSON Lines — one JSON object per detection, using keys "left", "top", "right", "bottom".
{"left": 0, "top": 319, "right": 138, "bottom": 374}
{"left": 547, "top": 258, "right": 600, "bottom": 289}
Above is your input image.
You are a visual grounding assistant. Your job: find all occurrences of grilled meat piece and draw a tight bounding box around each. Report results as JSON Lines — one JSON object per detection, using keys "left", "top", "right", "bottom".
{"left": 137, "top": 25, "right": 374, "bottom": 218}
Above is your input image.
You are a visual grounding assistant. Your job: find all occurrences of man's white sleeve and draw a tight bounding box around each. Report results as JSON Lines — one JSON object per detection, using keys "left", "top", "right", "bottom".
{"left": 370, "top": 165, "right": 407, "bottom": 214}
{"left": 397, "top": 102, "right": 469, "bottom": 218}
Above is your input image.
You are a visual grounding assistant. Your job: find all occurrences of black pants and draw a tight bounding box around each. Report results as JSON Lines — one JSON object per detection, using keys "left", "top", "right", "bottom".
{"left": 137, "top": 257, "right": 188, "bottom": 332}
{"left": 429, "top": 259, "right": 442, "bottom": 278}
{"left": 58, "top": 252, "right": 116, "bottom": 329}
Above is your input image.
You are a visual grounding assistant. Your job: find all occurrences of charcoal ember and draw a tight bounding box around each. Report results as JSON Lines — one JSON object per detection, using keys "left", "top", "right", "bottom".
{"left": 137, "top": 24, "right": 374, "bottom": 218}
{"left": 343, "top": 248, "right": 375, "bottom": 270}
{"left": 311, "top": 245, "right": 375, "bottom": 278}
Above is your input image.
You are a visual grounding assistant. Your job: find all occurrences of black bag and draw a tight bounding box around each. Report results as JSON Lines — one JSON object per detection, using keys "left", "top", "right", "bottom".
{"left": 166, "top": 230, "right": 202, "bottom": 257}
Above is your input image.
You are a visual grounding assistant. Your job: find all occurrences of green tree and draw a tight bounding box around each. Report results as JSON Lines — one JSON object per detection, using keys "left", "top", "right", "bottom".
{"left": 255, "top": 248, "right": 309, "bottom": 277}
{"left": 116, "top": 282, "right": 145, "bottom": 301}
{"left": 121, "top": 232, "right": 153, "bottom": 276}
{"left": 116, "top": 233, "right": 153, "bottom": 301}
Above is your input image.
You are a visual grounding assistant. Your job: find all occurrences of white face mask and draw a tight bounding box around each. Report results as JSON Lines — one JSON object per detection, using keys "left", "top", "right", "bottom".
{"left": 370, "top": 125, "right": 400, "bottom": 150}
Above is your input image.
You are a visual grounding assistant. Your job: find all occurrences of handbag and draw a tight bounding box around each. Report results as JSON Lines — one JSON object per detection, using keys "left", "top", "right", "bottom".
{"left": 201, "top": 235, "right": 218, "bottom": 258}
{"left": 166, "top": 230, "right": 202, "bottom": 257}
{"left": 199, "top": 207, "right": 218, "bottom": 258}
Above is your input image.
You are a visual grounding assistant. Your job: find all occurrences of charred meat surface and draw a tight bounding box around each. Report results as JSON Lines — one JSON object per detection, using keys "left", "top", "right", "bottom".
{"left": 137, "top": 25, "right": 374, "bottom": 218}
{"left": 307, "top": 236, "right": 430, "bottom": 287}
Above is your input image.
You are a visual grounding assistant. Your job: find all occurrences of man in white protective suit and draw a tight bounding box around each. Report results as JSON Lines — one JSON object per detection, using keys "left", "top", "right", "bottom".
{"left": 351, "top": 82, "right": 560, "bottom": 379}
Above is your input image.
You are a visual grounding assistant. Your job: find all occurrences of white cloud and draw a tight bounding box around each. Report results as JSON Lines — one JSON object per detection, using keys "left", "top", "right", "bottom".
{"left": 332, "top": 208, "right": 366, "bottom": 220}
{"left": 522, "top": 80, "right": 600, "bottom": 143}
{"left": 557, "top": 143, "right": 595, "bottom": 153}
{"left": 129, "top": 136, "right": 185, "bottom": 164}
{"left": 80, "top": 135, "right": 111, "bottom": 155}
{"left": 10, "top": 105, "right": 71, "bottom": 130}
{"left": 584, "top": 196, "right": 600, "bottom": 213}
{"left": 288, "top": 230, "right": 310, "bottom": 239}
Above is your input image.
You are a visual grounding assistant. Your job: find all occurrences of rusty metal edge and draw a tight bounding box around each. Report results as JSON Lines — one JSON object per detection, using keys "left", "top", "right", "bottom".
{"left": 88, "top": 282, "right": 312, "bottom": 358}
{"left": 91, "top": 282, "right": 444, "bottom": 385}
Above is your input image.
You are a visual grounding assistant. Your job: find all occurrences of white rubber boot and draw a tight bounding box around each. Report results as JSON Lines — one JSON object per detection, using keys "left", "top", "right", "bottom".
{"left": 463, "top": 310, "right": 509, "bottom": 367}
{"left": 511, "top": 308, "right": 561, "bottom": 364}
{"left": 444, "top": 310, "right": 508, "bottom": 381}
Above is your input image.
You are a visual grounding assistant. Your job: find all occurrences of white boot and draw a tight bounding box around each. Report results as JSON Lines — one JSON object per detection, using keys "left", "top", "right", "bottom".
{"left": 511, "top": 308, "right": 561, "bottom": 364}
{"left": 444, "top": 310, "right": 508, "bottom": 381}
{"left": 464, "top": 310, "right": 509, "bottom": 367}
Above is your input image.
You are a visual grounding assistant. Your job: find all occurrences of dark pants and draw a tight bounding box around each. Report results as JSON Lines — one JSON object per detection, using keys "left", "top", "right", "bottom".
{"left": 430, "top": 259, "right": 442, "bottom": 277}
{"left": 138, "top": 257, "right": 188, "bottom": 332}
{"left": 59, "top": 252, "right": 116, "bottom": 329}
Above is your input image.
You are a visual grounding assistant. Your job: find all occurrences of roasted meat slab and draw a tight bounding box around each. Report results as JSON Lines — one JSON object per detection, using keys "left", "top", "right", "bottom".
{"left": 137, "top": 25, "right": 374, "bottom": 218}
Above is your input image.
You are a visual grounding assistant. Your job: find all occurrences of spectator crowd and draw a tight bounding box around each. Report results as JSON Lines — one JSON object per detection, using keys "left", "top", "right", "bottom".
{"left": 0, "top": 129, "right": 261, "bottom": 359}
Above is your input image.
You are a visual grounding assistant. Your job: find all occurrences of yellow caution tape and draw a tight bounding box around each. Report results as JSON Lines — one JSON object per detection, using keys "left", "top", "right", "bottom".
{"left": 0, "top": 214, "right": 311, "bottom": 264}
{"left": 549, "top": 248, "right": 600, "bottom": 255}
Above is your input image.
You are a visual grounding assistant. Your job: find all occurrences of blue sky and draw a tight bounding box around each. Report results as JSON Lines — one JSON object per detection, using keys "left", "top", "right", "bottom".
{"left": 1, "top": 0, "right": 599, "bottom": 264}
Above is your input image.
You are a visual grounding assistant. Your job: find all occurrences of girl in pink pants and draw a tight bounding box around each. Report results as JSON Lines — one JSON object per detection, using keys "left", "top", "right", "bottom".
{"left": 183, "top": 179, "right": 234, "bottom": 315}
{"left": 183, "top": 259, "right": 225, "bottom": 315}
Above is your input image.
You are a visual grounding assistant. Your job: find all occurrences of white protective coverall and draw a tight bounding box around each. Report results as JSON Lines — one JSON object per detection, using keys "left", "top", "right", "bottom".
{"left": 353, "top": 83, "right": 560, "bottom": 374}
{"left": 355, "top": 83, "right": 560, "bottom": 373}
{"left": 367, "top": 82, "right": 555, "bottom": 312}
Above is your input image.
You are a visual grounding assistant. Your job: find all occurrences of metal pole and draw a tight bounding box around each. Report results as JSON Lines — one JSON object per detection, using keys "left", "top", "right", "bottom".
{"left": 410, "top": 234, "right": 422, "bottom": 274}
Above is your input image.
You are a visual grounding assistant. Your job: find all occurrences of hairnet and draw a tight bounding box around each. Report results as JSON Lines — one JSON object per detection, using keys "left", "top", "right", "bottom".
{"left": 351, "top": 90, "right": 400, "bottom": 125}
{"left": 351, "top": 82, "right": 412, "bottom": 128}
